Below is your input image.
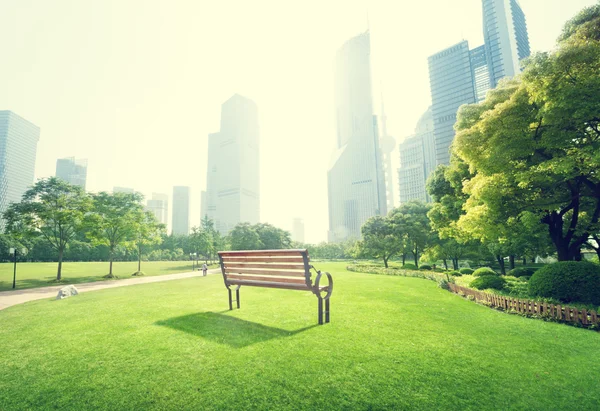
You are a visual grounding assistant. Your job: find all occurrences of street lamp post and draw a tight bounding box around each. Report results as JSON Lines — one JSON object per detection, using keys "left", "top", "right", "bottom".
{"left": 9, "top": 248, "right": 28, "bottom": 289}
{"left": 190, "top": 252, "right": 197, "bottom": 271}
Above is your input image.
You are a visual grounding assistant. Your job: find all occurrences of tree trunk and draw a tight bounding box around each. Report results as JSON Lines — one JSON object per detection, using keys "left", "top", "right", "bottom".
{"left": 57, "top": 247, "right": 64, "bottom": 281}
{"left": 496, "top": 255, "right": 506, "bottom": 275}
{"left": 383, "top": 256, "right": 389, "bottom": 268}
{"left": 522, "top": 257, "right": 527, "bottom": 265}
{"left": 413, "top": 244, "right": 419, "bottom": 268}
{"left": 402, "top": 253, "right": 406, "bottom": 266}
{"left": 509, "top": 255, "right": 515, "bottom": 270}
{"left": 138, "top": 244, "right": 142, "bottom": 272}
{"left": 109, "top": 247, "right": 114, "bottom": 276}
{"left": 452, "top": 258, "right": 459, "bottom": 270}
{"left": 596, "top": 248, "right": 600, "bottom": 262}
{"left": 443, "top": 259, "right": 448, "bottom": 270}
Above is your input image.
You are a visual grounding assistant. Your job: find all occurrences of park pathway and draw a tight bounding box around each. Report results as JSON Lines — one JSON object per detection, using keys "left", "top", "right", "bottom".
{"left": 0, "top": 269, "right": 220, "bottom": 311}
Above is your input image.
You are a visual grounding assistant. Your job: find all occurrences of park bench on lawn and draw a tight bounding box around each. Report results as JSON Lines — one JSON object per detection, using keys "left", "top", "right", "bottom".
{"left": 218, "top": 249, "right": 333, "bottom": 324}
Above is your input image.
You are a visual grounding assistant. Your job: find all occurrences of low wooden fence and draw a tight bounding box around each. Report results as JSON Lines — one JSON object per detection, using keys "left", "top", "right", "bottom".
{"left": 448, "top": 283, "right": 599, "bottom": 327}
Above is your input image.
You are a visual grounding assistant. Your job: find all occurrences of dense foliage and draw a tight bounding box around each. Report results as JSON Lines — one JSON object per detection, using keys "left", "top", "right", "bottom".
{"left": 529, "top": 261, "right": 600, "bottom": 305}
{"left": 472, "top": 267, "right": 497, "bottom": 277}
{"left": 508, "top": 267, "right": 538, "bottom": 278}
{"left": 470, "top": 275, "right": 506, "bottom": 291}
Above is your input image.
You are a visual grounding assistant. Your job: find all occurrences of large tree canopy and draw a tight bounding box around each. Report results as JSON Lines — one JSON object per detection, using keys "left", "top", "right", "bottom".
{"left": 3, "top": 177, "right": 91, "bottom": 280}
{"left": 450, "top": 4, "right": 600, "bottom": 261}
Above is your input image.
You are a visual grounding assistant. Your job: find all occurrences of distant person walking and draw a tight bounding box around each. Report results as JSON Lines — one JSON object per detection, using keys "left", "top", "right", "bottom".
{"left": 202, "top": 263, "right": 208, "bottom": 276}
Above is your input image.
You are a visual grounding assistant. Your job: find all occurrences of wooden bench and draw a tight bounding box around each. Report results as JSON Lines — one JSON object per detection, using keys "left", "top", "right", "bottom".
{"left": 218, "top": 249, "right": 333, "bottom": 324}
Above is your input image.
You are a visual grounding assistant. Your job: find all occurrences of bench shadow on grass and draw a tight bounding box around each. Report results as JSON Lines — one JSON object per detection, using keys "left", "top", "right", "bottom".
{"left": 155, "top": 311, "right": 317, "bottom": 348}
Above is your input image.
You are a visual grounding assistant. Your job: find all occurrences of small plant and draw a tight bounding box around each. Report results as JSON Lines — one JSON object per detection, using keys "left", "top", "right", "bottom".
{"left": 449, "top": 270, "right": 462, "bottom": 277}
{"left": 459, "top": 268, "right": 474, "bottom": 275}
{"left": 529, "top": 261, "right": 600, "bottom": 305}
{"left": 473, "top": 267, "right": 497, "bottom": 277}
{"left": 420, "top": 264, "right": 432, "bottom": 270}
{"left": 466, "top": 295, "right": 475, "bottom": 301}
{"left": 470, "top": 275, "right": 506, "bottom": 290}
{"left": 402, "top": 263, "right": 417, "bottom": 270}
{"left": 437, "top": 278, "right": 450, "bottom": 290}
{"left": 509, "top": 267, "right": 538, "bottom": 278}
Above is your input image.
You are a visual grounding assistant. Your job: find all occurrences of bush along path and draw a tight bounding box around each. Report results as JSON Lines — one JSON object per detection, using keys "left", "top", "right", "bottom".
{"left": 346, "top": 265, "right": 599, "bottom": 331}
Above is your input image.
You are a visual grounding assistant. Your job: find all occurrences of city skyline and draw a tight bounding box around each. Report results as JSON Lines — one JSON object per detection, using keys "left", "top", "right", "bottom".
{"left": 0, "top": 0, "right": 594, "bottom": 242}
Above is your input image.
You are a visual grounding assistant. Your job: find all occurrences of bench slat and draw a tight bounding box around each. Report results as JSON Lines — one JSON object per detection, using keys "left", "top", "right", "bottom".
{"left": 225, "top": 268, "right": 306, "bottom": 277}
{"left": 228, "top": 279, "right": 311, "bottom": 290}
{"left": 224, "top": 263, "right": 306, "bottom": 270}
{"left": 221, "top": 256, "right": 305, "bottom": 263}
{"left": 226, "top": 274, "right": 307, "bottom": 284}
{"left": 220, "top": 249, "right": 306, "bottom": 257}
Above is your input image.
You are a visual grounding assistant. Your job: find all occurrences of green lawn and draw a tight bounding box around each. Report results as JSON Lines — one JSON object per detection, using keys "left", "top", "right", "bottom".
{"left": 0, "top": 261, "right": 202, "bottom": 291}
{"left": 0, "top": 262, "right": 599, "bottom": 410}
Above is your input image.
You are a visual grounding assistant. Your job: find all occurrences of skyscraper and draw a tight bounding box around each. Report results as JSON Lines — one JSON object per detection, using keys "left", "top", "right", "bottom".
{"left": 292, "top": 218, "right": 305, "bottom": 243}
{"left": 172, "top": 186, "right": 190, "bottom": 236}
{"left": 328, "top": 31, "right": 387, "bottom": 243}
{"left": 379, "top": 97, "right": 396, "bottom": 212}
{"left": 206, "top": 94, "right": 260, "bottom": 236}
{"left": 55, "top": 157, "right": 88, "bottom": 190}
{"left": 398, "top": 107, "right": 436, "bottom": 204}
{"left": 0, "top": 111, "right": 40, "bottom": 226}
{"left": 483, "top": 0, "right": 531, "bottom": 88}
{"left": 146, "top": 193, "right": 169, "bottom": 226}
{"left": 429, "top": 0, "right": 530, "bottom": 166}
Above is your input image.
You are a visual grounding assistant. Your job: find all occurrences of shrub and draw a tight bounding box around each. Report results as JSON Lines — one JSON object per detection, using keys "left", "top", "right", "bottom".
{"left": 437, "top": 279, "right": 451, "bottom": 290}
{"left": 509, "top": 267, "right": 538, "bottom": 278}
{"left": 528, "top": 261, "right": 600, "bottom": 305}
{"left": 471, "top": 275, "right": 506, "bottom": 290}
{"left": 402, "top": 263, "right": 417, "bottom": 270}
{"left": 459, "top": 268, "right": 474, "bottom": 275}
{"left": 420, "top": 264, "right": 432, "bottom": 270}
{"left": 473, "top": 267, "right": 497, "bottom": 277}
{"left": 449, "top": 271, "right": 462, "bottom": 277}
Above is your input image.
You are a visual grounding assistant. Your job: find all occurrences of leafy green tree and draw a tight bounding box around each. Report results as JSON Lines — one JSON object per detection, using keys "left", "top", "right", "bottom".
{"left": 255, "top": 223, "right": 292, "bottom": 250}
{"left": 133, "top": 211, "right": 165, "bottom": 275}
{"left": 358, "top": 215, "right": 399, "bottom": 268}
{"left": 86, "top": 192, "right": 145, "bottom": 277}
{"left": 390, "top": 201, "right": 433, "bottom": 268}
{"left": 3, "top": 177, "right": 91, "bottom": 280}
{"left": 229, "top": 222, "right": 263, "bottom": 250}
{"left": 452, "top": 5, "right": 600, "bottom": 261}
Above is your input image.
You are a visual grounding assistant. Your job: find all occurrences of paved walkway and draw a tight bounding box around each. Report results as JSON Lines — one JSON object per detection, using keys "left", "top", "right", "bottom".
{"left": 0, "top": 269, "right": 220, "bottom": 311}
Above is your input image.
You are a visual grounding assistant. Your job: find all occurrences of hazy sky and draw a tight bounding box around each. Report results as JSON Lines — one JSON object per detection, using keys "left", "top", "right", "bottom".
{"left": 0, "top": 0, "right": 596, "bottom": 243}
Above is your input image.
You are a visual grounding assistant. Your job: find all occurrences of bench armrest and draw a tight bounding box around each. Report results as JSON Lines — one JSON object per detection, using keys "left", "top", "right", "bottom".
{"left": 314, "top": 270, "right": 333, "bottom": 299}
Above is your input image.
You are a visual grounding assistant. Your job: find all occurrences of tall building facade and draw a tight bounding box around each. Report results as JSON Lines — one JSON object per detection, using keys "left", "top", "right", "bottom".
{"left": 328, "top": 31, "right": 387, "bottom": 243}
{"left": 398, "top": 107, "right": 436, "bottom": 204}
{"left": 172, "top": 186, "right": 190, "bottom": 236}
{"left": 292, "top": 218, "right": 305, "bottom": 243}
{"left": 379, "top": 98, "right": 396, "bottom": 212}
{"left": 0, "top": 111, "right": 40, "bottom": 226}
{"left": 146, "top": 192, "right": 169, "bottom": 226}
{"left": 55, "top": 157, "right": 88, "bottom": 190}
{"left": 483, "top": 0, "right": 530, "bottom": 88}
{"left": 429, "top": 0, "right": 530, "bottom": 166}
{"left": 206, "top": 94, "right": 260, "bottom": 236}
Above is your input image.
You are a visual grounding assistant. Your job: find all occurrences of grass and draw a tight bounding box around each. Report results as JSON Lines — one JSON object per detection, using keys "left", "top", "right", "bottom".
{"left": 0, "top": 261, "right": 209, "bottom": 291}
{"left": 0, "top": 262, "right": 599, "bottom": 410}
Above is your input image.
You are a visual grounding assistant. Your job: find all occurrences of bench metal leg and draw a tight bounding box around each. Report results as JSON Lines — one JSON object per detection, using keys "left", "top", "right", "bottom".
{"left": 236, "top": 288, "right": 240, "bottom": 309}
{"left": 228, "top": 289, "right": 233, "bottom": 310}
{"left": 318, "top": 297, "right": 323, "bottom": 325}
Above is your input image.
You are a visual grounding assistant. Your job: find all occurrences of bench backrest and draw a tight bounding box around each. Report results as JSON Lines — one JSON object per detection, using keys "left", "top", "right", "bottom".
{"left": 218, "top": 249, "right": 313, "bottom": 291}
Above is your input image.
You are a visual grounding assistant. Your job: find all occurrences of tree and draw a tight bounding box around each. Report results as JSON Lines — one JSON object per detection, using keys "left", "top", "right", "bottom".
{"left": 358, "top": 215, "right": 399, "bottom": 268}
{"left": 390, "top": 201, "right": 433, "bottom": 268}
{"left": 86, "top": 192, "right": 145, "bottom": 277}
{"left": 3, "top": 177, "right": 90, "bottom": 280}
{"left": 452, "top": 5, "right": 600, "bottom": 261}
{"left": 132, "top": 211, "right": 165, "bottom": 275}
{"left": 229, "top": 223, "right": 263, "bottom": 250}
{"left": 255, "top": 223, "right": 292, "bottom": 250}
